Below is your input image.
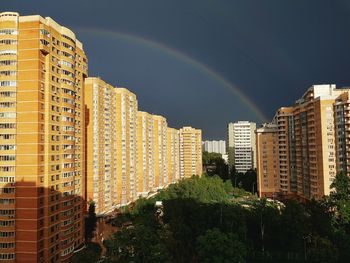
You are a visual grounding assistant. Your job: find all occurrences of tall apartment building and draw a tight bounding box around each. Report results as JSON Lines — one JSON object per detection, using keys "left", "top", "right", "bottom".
{"left": 0, "top": 12, "right": 87, "bottom": 262}
{"left": 153, "top": 115, "right": 168, "bottom": 189}
{"left": 179, "top": 126, "right": 202, "bottom": 178}
{"left": 85, "top": 77, "right": 117, "bottom": 214}
{"left": 273, "top": 107, "right": 296, "bottom": 196}
{"left": 115, "top": 88, "right": 138, "bottom": 205}
{"left": 167, "top": 127, "right": 180, "bottom": 184}
{"left": 227, "top": 121, "right": 257, "bottom": 173}
{"left": 136, "top": 111, "right": 154, "bottom": 196}
{"left": 202, "top": 140, "right": 226, "bottom": 155}
{"left": 256, "top": 123, "right": 279, "bottom": 198}
{"left": 257, "top": 84, "right": 350, "bottom": 200}
{"left": 293, "top": 85, "right": 340, "bottom": 199}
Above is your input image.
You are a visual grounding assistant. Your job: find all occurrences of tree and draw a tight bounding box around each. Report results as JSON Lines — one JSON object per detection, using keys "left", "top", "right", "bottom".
{"left": 85, "top": 201, "right": 97, "bottom": 241}
{"left": 71, "top": 243, "right": 101, "bottom": 263}
{"left": 196, "top": 228, "right": 247, "bottom": 263}
{"left": 202, "top": 151, "right": 229, "bottom": 181}
{"left": 232, "top": 169, "right": 257, "bottom": 193}
{"left": 328, "top": 172, "right": 350, "bottom": 262}
{"left": 329, "top": 172, "right": 350, "bottom": 227}
{"left": 306, "top": 235, "right": 339, "bottom": 263}
{"left": 104, "top": 212, "right": 171, "bottom": 263}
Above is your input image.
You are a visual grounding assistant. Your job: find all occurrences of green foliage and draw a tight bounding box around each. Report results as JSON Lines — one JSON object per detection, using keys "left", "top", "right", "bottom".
{"left": 104, "top": 202, "right": 171, "bottom": 263}
{"left": 307, "top": 235, "right": 339, "bottom": 263}
{"left": 329, "top": 172, "right": 350, "bottom": 227}
{"left": 102, "top": 174, "right": 350, "bottom": 263}
{"left": 202, "top": 151, "right": 222, "bottom": 166}
{"left": 232, "top": 169, "right": 257, "bottom": 193}
{"left": 196, "top": 228, "right": 247, "bottom": 263}
{"left": 85, "top": 201, "right": 97, "bottom": 241}
{"left": 71, "top": 243, "right": 101, "bottom": 263}
{"left": 203, "top": 151, "right": 229, "bottom": 180}
{"left": 148, "top": 175, "right": 232, "bottom": 204}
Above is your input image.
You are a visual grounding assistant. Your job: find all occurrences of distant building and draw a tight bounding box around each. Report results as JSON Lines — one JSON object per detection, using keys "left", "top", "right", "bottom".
{"left": 227, "top": 121, "right": 257, "bottom": 173}
{"left": 202, "top": 140, "right": 226, "bottom": 155}
{"left": 179, "top": 127, "right": 203, "bottom": 178}
{"left": 222, "top": 154, "right": 229, "bottom": 164}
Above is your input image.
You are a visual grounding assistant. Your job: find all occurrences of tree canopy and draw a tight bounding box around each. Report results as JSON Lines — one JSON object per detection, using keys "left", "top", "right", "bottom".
{"left": 95, "top": 172, "right": 350, "bottom": 263}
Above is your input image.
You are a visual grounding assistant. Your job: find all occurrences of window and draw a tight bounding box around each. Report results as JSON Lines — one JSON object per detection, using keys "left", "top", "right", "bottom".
{"left": 0, "top": 50, "right": 16, "bottom": 56}
{"left": 0, "top": 210, "right": 15, "bottom": 216}
{"left": 0, "top": 220, "right": 14, "bottom": 227}
{"left": 0, "top": 39, "right": 17, "bottom": 45}
{"left": 0, "top": 155, "right": 15, "bottom": 161}
{"left": 0, "top": 91, "right": 16, "bottom": 97}
{"left": 0, "top": 253, "right": 15, "bottom": 260}
{"left": 0, "top": 60, "right": 16, "bottom": 66}
{"left": 0, "top": 198, "right": 15, "bottom": 205}
{"left": 0, "top": 243, "right": 15, "bottom": 249}
{"left": 0, "top": 102, "right": 15, "bottom": 108}
{"left": 0, "top": 81, "right": 16, "bottom": 87}
{"left": 0, "top": 29, "right": 17, "bottom": 35}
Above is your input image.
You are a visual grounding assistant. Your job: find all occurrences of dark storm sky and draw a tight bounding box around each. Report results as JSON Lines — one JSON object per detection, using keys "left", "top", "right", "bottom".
{"left": 3, "top": 0, "right": 350, "bottom": 139}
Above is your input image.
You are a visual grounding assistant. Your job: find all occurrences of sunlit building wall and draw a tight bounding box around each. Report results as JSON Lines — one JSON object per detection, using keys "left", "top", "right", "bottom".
{"left": 272, "top": 107, "right": 296, "bottom": 196}
{"left": 167, "top": 127, "right": 180, "bottom": 184}
{"left": 85, "top": 77, "right": 117, "bottom": 214}
{"left": 115, "top": 88, "right": 138, "bottom": 205}
{"left": 0, "top": 12, "right": 87, "bottom": 262}
{"left": 292, "top": 85, "right": 340, "bottom": 199}
{"left": 152, "top": 115, "right": 168, "bottom": 189}
{"left": 179, "top": 126, "right": 202, "bottom": 178}
{"left": 256, "top": 123, "right": 279, "bottom": 198}
{"left": 136, "top": 111, "right": 154, "bottom": 196}
{"left": 257, "top": 84, "right": 350, "bottom": 201}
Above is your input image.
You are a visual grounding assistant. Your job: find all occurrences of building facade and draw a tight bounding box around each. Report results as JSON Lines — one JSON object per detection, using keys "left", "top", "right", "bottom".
{"left": 257, "top": 84, "right": 350, "bottom": 201}
{"left": 0, "top": 11, "right": 204, "bottom": 262}
{"left": 0, "top": 12, "right": 87, "bottom": 262}
{"left": 167, "top": 127, "right": 180, "bottom": 184}
{"left": 152, "top": 115, "right": 168, "bottom": 189}
{"left": 85, "top": 77, "right": 117, "bottom": 214}
{"left": 273, "top": 107, "right": 295, "bottom": 196}
{"left": 227, "top": 121, "right": 256, "bottom": 173}
{"left": 256, "top": 123, "right": 279, "bottom": 198}
{"left": 202, "top": 140, "right": 226, "bottom": 155}
{"left": 136, "top": 111, "right": 154, "bottom": 196}
{"left": 115, "top": 88, "right": 138, "bottom": 205}
{"left": 179, "top": 126, "right": 202, "bottom": 178}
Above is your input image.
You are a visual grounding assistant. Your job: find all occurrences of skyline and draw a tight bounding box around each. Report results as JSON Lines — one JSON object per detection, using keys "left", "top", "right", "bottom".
{"left": 0, "top": 12, "right": 203, "bottom": 262}
{"left": 1, "top": 5, "right": 350, "bottom": 262}
{"left": 3, "top": 1, "right": 350, "bottom": 139}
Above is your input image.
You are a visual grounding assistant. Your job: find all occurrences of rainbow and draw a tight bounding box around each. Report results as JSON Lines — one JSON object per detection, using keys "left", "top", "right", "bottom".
{"left": 74, "top": 27, "right": 267, "bottom": 122}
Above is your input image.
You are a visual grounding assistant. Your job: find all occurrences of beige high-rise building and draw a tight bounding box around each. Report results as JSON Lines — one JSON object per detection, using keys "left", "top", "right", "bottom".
{"left": 273, "top": 107, "right": 295, "bottom": 196}
{"left": 167, "top": 127, "right": 180, "bottom": 184}
{"left": 85, "top": 77, "right": 117, "bottom": 214}
{"left": 293, "top": 85, "right": 341, "bottom": 199}
{"left": 152, "top": 115, "right": 168, "bottom": 189}
{"left": 115, "top": 88, "right": 138, "bottom": 205}
{"left": 0, "top": 12, "right": 87, "bottom": 262}
{"left": 136, "top": 111, "right": 154, "bottom": 196}
{"left": 333, "top": 91, "right": 350, "bottom": 176}
{"left": 179, "top": 126, "right": 202, "bottom": 178}
{"left": 0, "top": 11, "right": 204, "bottom": 263}
{"left": 257, "top": 84, "right": 350, "bottom": 201}
{"left": 256, "top": 123, "right": 279, "bottom": 198}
